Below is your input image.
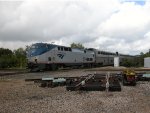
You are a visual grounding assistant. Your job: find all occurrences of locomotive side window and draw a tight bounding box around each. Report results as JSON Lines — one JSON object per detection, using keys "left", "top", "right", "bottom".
{"left": 69, "top": 48, "right": 72, "bottom": 51}
{"left": 86, "top": 58, "right": 89, "bottom": 61}
{"left": 58, "top": 46, "right": 72, "bottom": 51}
{"left": 58, "top": 47, "right": 60, "bottom": 50}
{"left": 64, "top": 47, "right": 68, "bottom": 51}
{"left": 63, "top": 47, "right": 72, "bottom": 51}
{"left": 61, "top": 47, "right": 63, "bottom": 51}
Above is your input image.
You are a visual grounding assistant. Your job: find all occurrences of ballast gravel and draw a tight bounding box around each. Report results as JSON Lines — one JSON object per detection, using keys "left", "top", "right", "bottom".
{"left": 0, "top": 69, "right": 150, "bottom": 113}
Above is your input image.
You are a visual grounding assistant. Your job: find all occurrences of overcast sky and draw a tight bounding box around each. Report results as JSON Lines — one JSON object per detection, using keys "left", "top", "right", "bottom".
{"left": 0, "top": 0, "right": 150, "bottom": 55}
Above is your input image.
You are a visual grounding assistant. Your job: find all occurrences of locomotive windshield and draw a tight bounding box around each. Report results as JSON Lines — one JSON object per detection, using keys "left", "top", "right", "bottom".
{"left": 31, "top": 45, "right": 39, "bottom": 49}
{"left": 27, "top": 43, "right": 57, "bottom": 57}
{"left": 31, "top": 44, "right": 48, "bottom": 49}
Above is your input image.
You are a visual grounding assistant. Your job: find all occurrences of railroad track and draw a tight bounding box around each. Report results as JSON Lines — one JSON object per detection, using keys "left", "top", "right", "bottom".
{"left": 0, "top": 67, "right": 150, "bottom": 76}
{"left": 0, "top": 71, "right": 29, "bottom": 76}
{"left": 85, "top": 68, "right": 150, "bottom": 71}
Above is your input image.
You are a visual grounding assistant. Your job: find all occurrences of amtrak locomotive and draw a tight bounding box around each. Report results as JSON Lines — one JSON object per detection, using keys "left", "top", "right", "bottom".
{"left": 26, "top": 43, "right": 132, "bottom": 71}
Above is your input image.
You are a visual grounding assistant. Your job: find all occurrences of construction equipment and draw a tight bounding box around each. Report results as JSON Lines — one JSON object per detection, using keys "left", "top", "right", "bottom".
{"left": 66, "top": 73, "right": 121, "bottom": 91}
{"left": 66, "top": 73, "right": 106, "bottom": 91}
{"left": 26, "top": 77, "right": 67, "bottom": 87}
{"left": 136, "top": 73, "right": 150, "bottom": 81}
{"left": 122, "top": 69, "right": 136, "bottom": 86}
{"left": 109, "top": 75, "right": 121, "bottom": 91}
{"left": 25, "top": 73, "right": 121, "bottom": 91}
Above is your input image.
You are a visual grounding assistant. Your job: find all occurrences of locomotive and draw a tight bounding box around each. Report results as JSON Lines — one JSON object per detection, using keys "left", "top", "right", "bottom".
{"left": 26, "top": 43, "right": 132, "bottom": 71}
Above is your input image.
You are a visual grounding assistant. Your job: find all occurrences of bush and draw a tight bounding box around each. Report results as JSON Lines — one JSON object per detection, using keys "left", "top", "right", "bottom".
{"left": 0, "top": 48, "right": 27, "bottom": 69}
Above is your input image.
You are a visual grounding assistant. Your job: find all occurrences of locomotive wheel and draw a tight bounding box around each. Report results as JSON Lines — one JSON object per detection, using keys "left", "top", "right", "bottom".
{"left": 51, "top": 64, "right": 58, "bottom": 71}
{"left": 131, "top": 82, "right": 136, "bottom": 86}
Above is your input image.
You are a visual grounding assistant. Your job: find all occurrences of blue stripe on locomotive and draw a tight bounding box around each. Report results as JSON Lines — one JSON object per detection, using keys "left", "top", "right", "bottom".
{"left": 27, "top": 43, "right": 57, "bottom": 57}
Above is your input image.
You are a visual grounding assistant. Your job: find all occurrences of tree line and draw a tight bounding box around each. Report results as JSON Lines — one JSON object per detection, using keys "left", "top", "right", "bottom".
{"left": 0, "top": 48, "right": 26, "bottom": 69}
{"left": 121, "top": 50, "right": 150, "bottom": 67}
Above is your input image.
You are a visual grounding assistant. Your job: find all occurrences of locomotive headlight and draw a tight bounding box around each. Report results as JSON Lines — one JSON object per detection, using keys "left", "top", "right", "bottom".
{"left": 34, "top": 57, "right": 38, "bottom": 63}
{"left": 35, "top": 59, "right": 37, "bottom": 63}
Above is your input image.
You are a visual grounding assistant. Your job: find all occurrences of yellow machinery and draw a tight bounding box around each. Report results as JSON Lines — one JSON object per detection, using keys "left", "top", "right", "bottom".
{"left": 122, "top": 69, "right": 136, "bottom": 86}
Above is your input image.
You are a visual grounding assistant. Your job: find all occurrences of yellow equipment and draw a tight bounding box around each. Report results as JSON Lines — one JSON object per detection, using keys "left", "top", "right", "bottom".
{"left": 122, "top": 69, "right": 136, "bottom": 86}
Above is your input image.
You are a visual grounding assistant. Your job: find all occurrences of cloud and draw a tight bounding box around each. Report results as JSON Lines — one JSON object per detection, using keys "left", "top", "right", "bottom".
{"left": 0, "top": 0, "right": 150, "bottom": 55}
{"left": 0, "top": 0, "right": 119, "bottom": 41}
{"left": 95, "top": 1, "right": 150, "bottom": 54}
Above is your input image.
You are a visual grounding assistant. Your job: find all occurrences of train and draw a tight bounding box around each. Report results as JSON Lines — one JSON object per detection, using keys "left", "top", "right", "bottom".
{"left": 26, "top": 43, "right": 133, "bottom": 71}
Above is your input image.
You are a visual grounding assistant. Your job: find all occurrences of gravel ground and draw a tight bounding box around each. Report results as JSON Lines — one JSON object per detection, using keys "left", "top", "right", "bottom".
{"left": 0, "top": 69, "right": 150, "bottom": 113}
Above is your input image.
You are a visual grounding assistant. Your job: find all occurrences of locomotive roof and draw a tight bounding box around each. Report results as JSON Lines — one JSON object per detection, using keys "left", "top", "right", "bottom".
{"left": 31, "top": 43, "right": 133, "bottom": 57}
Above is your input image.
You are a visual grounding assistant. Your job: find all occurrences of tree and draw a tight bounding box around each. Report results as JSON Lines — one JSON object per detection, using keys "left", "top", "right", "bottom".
{"left": 13, "top": 48, "right": 26, "bottom": 68}
{"left": 0, "top": 47, "right": 27, "bottom": 69}
{"left": 25, "top": 45, "right": 30, "bottom": 53}
{"left": 121, "top": 58, "right": 133, "bottom": 67}
{"left": 70, "top": 43, "right": 84, "bottom": 49}
{"left": 0, "top": 48, "right": 13, "bottom": 57}
{"left": 0, "top": 48, "right": 14, "bottom": 68}
{"left": 140, "top": 52, "right": 144, "bottom": 55}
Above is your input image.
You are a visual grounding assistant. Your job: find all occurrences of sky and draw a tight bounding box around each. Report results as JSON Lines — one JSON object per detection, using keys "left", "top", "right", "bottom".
{"left": 0, "top": 0, "right": 150, "bottom": 55}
